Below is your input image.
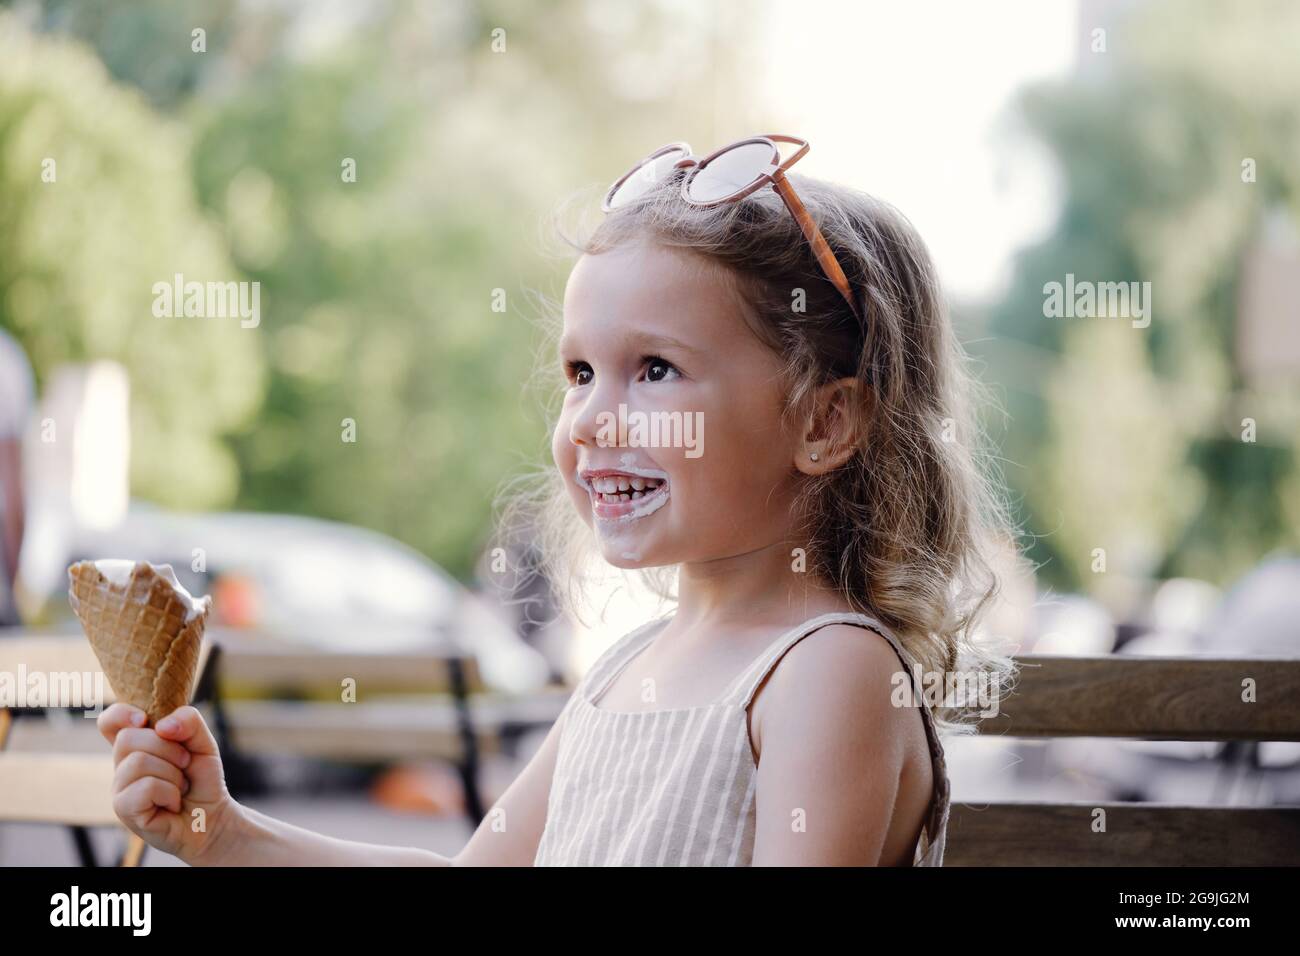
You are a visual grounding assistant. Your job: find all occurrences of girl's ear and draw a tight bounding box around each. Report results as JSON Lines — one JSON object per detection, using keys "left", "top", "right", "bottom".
{"left": 794, "top": 376, "right": 869, "bottom": 475}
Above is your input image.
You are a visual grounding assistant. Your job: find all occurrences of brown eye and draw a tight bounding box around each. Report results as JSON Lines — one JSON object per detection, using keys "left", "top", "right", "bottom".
{"left": 645, "top": 356, "right": 679, "bottom": 383}
{"left": 567, "top": 361, "right": 593, "bottom": 386}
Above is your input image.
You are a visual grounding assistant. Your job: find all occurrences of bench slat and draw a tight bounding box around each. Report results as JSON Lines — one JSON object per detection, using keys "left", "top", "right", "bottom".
{"left": 0, "top": 636, "right": 214, "bottom": 711}
{"left": 0, "top": 637, "right": 104, "bottom": 678}
{"left": 946, "top": 801, "right": 1300, "bottom": 866}
{"left": 0, "top": 753, "right": 119, "bottom": 826}
{"left": 0, "top": 630, "right": 480, "bottom": 698}
{"left": 214, "top": 642, "right": 484, "bottom": 695}
{"left": 982, "top": 657, "right": 1300, "bottom": 741}
{"left": 224, "top": 693, "right": 570, "bottom": 760}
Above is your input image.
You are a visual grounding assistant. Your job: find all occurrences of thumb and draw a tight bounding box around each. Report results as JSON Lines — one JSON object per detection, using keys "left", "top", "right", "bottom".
{"left": 155, "top": 705, "right": 219, "bottom": 757}
{"left": 155, "top": 705, "right": 228, "bottom": 806}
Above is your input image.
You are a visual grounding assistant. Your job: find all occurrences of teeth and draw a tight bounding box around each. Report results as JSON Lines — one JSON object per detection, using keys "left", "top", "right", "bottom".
{"left": 592, "top": 475, "right": 665, "bottom": 504}
{"left": 590, "top": 475, "right": 663, "bottom": 496}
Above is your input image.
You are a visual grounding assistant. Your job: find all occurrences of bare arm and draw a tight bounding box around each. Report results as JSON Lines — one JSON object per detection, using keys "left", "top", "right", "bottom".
{"left": 219, "top": 805, "right": 455, "bottom": 866}
{"left": 221, "top": 701, "right": 570, "bottom": 866}
{"left": 749, "top": 624, "right": 920, "bottom": 866}
{"left": 450, "top": 696, "right": 571, "bottom": 865}
{"left": 102, "top": 695, "right": 572, "bottom": 867}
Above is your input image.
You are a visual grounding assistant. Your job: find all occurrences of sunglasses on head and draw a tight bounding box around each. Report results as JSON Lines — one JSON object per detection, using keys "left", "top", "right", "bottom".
{"left": 602, "top": 134, "right": 863, "bottom": 328}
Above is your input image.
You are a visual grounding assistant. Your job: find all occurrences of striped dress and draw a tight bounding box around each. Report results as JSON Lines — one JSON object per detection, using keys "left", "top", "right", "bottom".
{"left": 533, "top": 611, "right": 951, "bottom": 866}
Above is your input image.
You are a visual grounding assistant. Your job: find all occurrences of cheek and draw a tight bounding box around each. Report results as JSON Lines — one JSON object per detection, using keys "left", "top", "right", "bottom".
{"left": 551, "top": 396, "right": 581, "bottom": 464}
{"left": 670, "top": 395, "right": 794, "bottom": 512}
{"left": 550, "top": 418, "right": 570, "bottom": 471}
{"left": 551, "top": 417, "right": 591, "bottom": 517}
{"left": 676, "top": 453, "right": 785, "bottom": 510}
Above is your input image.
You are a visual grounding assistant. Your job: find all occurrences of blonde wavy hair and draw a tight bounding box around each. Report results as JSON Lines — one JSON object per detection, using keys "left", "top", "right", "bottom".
{"left": 495, "top": 172, "right": 1019, "bottom": 734}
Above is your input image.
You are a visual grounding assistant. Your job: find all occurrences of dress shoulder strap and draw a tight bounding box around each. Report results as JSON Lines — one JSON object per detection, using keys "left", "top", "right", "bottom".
{"left": 719, "top": 611, "right": 897, "bottom": 708}
{"left": 719, "top": 610, "right": 951, "bottom": 866}
{"left": 579, "top": 612, "right": 674, "bottom": 703}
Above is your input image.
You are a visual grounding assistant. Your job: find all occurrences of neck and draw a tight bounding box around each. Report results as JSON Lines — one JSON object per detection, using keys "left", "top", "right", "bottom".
{"left": 670, "top": 536, "right": 853, "bottom": 635}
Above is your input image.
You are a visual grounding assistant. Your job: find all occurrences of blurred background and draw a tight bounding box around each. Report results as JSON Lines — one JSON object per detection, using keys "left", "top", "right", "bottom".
{"left": 0, "top": 0, "right": 1297, "bottom": 865}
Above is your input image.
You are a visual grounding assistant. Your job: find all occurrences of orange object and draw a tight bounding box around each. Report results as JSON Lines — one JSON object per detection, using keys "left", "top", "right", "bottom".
{"left": 370, "top": 763, "right": 465, "bottom": 816}
{"left": 213, "top": 573, "right": 260, "bottom": 628}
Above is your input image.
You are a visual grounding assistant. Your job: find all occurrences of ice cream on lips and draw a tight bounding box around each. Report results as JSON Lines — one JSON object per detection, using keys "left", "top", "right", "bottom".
{"left": 575, "top": 459, "right": 671, "bottom": 522}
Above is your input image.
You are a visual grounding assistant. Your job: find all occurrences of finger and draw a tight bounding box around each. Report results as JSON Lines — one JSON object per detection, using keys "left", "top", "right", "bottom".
{"left": 97, "top": 704, "right": 147, "bottom": 744}
{"left": 155, "top": 706, "right": 219, "bottom": 757}
{"left": 115, "top": 750, "right": 189, "bottom": 796}
{"left": 112, "top": 727, "right": 192, "bottom": 770}
{"left": 115, "top": 775, "right": 183, "bottom": 819}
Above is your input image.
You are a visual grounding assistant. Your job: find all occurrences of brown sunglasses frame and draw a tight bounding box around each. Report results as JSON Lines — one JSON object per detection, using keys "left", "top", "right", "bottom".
{"left": 602, "top": 134, "right": 863, "bottom": 326}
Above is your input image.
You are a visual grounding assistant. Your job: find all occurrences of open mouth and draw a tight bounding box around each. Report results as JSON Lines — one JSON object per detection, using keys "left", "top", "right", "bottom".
{"left": 576, "top": 466, "right": 671, "bottom": 521}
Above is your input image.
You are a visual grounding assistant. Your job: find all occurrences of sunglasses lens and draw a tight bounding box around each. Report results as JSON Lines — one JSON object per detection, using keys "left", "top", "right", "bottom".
{"left": 684, "top": 142, "right": 775, "bottom": 203}
{"left": 607, "top": 147, "right": 690, "bottom": 209}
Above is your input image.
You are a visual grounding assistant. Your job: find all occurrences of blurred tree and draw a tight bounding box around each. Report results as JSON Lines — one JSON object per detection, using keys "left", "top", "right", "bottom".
{"left": 981, "top": 0, "right": 1300, "bottom": 603}
{"left": 1036, "top": 321, "right": 1202, "bottom": 604}
{"left": 15, "top": 0, "right": 241, "bottom": 110}
{"left": 4, "top": 0, "right": 766, "bottom": 578}
{"left": 179, "top": 0, "right": 746, "bottom": 577}
{"left": 0, "top": 14, "right": 264, "bottom": 508}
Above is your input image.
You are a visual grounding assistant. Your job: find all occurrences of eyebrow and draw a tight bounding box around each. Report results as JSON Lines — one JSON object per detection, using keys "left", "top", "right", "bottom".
{"left": 557, "top": 330, "right": 704, "bottom": 358}
{"left": 631, "top": 331, "right": 704, "bottom": 355}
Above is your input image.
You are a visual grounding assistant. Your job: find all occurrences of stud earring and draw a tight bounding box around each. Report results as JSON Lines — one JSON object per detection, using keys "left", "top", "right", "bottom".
{"left": 810, "top": 452, "right": 820, "bottom": 462}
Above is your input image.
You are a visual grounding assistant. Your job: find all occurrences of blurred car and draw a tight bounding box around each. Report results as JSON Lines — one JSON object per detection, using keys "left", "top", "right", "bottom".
{"left": 54, "top": 503, "right": 552, "bottom": 694}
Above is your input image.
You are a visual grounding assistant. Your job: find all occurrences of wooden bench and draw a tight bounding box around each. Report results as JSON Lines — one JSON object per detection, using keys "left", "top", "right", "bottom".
{"left": 946, "top": 655, "right": 1300, "bottom": 865}
{"left": 0, "top": 635, "right": 215, "bottom": 866}
{"left": 207, "top": 632, "right": 569, "bottom": 824}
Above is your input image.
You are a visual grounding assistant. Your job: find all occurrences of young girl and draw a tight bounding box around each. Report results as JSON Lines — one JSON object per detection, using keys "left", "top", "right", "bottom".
{"left": 99, "top": 135, "right": 1015, "bottom": 866}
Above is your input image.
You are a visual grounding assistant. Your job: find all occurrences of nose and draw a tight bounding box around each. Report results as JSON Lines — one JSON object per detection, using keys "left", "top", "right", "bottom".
{"left": 567, "top": 377, "right": 628, "bottom": 449}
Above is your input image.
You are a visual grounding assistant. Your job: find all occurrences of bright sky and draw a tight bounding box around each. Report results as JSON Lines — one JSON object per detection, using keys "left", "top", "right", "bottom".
{"left": 567, "top": 1, "right": 1081, "bottom": 658}
{"left": 284, "top": 0, "right": 1076, "bottom": 304}
{"left": 748, "top": 0, "right": 1079, "bottom": 302}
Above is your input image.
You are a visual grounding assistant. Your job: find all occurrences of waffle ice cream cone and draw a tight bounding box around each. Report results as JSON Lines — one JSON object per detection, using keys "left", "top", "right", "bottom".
{"left": 67, "top": 560, "right": 213, "bottom": 726}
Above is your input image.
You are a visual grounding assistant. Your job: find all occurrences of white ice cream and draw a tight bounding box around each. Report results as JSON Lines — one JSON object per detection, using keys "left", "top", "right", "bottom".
{"left": 93, "top": 558, "right": 212, "bottom": 622}
{"left": 92, "top": 559, "right": 137, "bottom": 588}
{"left": 573, "top": 465, "right": 671, "bottom": 522}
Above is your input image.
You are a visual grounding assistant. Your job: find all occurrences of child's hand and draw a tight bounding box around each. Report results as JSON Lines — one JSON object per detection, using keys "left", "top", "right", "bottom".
{"left": 97, "top": 703, "right": 242, "bottom": 865}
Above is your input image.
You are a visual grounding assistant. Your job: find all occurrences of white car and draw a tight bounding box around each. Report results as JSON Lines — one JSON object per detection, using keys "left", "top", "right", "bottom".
{"left": 64, "top": 504, "right": 552, "bottom": 694}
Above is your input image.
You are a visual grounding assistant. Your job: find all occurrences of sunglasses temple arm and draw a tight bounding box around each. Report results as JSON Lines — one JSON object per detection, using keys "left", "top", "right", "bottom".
{"left": 770, "top": 175, "right": 863, "bottom": 325}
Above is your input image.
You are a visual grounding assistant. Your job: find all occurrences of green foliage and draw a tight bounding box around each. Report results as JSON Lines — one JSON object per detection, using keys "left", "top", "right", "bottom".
{"left": 984, "top": 0, "right": 1300, "bottom": 598}
{"left": 2, "top": 0, "right": 751, "bottom": 579}
{"left": 0, "top": 14, "right": 264, "bottom": 508}
{"left": 182, "top": 18, "right": 576, "bottom": 576}
{"left": 21, "top": 0, "right": 241, "bottom": 110}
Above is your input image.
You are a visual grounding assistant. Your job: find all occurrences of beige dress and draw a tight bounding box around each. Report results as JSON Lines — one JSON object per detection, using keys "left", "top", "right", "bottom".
{"left": 534, "top": 611, "right": 951, "bottom": 866}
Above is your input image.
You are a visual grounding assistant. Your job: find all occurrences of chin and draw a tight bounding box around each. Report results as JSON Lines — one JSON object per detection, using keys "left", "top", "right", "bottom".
{"left": 598, "top": 542, "right": 653, "bottom": 569}
{"left": 594, "top": 532, "right": 678, "bottom": 570}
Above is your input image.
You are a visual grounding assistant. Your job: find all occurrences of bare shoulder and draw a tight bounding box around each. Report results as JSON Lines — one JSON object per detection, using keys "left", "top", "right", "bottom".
{"left": 747, "top": 623, "right": 935, "bottom": 865}
{"left": 750, "top": 622, "right": 925, "bottom": 762}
